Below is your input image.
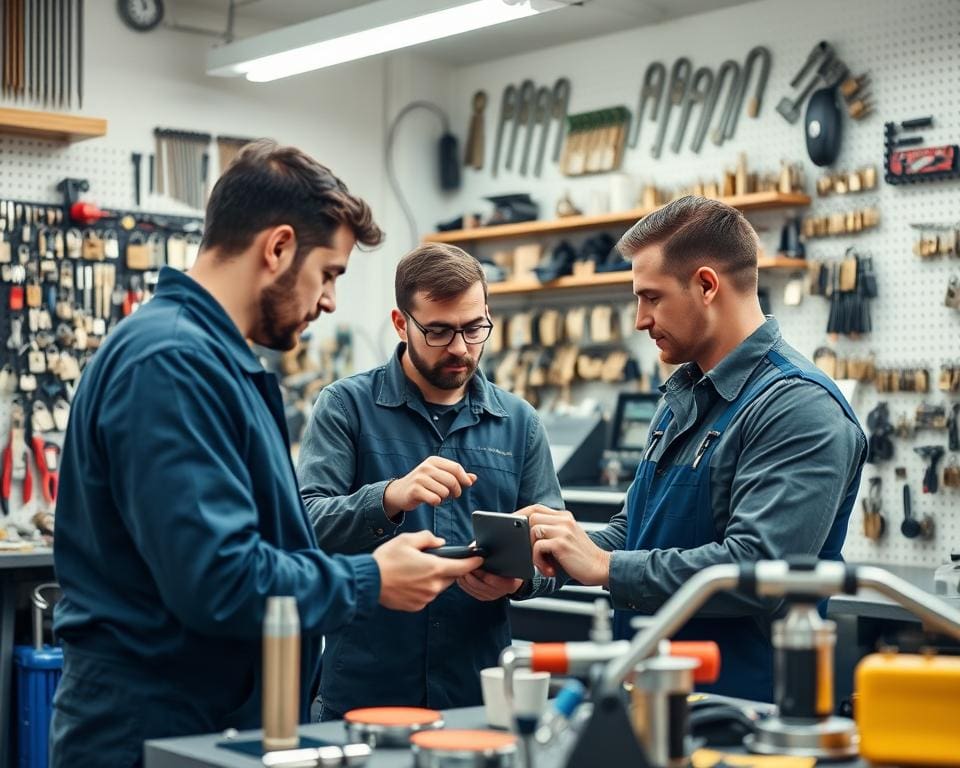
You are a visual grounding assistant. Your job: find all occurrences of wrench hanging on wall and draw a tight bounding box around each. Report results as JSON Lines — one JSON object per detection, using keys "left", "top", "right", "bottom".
{"left": 628, "top": 61, "right": 665, "bottom": 149}
{"left": 651, "top": 57, "right": 691, "bottom": 159}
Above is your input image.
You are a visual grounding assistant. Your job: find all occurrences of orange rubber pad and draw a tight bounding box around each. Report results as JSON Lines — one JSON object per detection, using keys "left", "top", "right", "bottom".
{"left": 344, "top": 707, "right": 442, "bottom": 727}
{"left": 668, "top": 641, "right": 721, "bottom": 684}
{"left": 411, "top": 729, "right": 517, "bottom": 752}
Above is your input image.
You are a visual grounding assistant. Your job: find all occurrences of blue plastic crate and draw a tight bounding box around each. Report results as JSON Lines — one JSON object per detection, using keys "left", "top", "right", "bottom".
{"left": 13, "top": 645, "right": 63, "bottom": 768}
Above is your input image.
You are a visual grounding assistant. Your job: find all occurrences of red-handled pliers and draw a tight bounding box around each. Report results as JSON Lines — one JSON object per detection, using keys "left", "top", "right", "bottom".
{"left": 1, "top": 405, "right": 31, "bottom": 515}
{"left": 31, "top": 436, "right": 59, "bottom": 505}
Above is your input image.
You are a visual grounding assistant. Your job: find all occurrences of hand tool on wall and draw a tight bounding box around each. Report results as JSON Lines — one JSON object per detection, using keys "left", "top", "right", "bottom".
{"left": 514, "top": 79, "right": 537, "bottom": 174}
{"left": 711, "top": 59, "right": 742, "bottom": 145}
{"left": 58, "top": 0, "right": 65, "bottom": 106}
{"left": 550, "top": 77, "right": 570, "bottom": 163}
{"left": 884, "top": 116, "right": 960, "bottom": 184}
{"left": 66, "top": 0, "right": 71, "bottom": 105}
{"left": 505, "top": 80, "right": 533, "bottom": 172}
{"left": 463, "top": 90, "right": 486, "bottom": 170}
{"left": 690, "top": 66, "right": 721, "bottom": 153}
{"left": 861, "top": 477, "right": 885, "bottom": 541}
{"left": 628, "top": 61, "right": 664, "bottom": 149}
{"left": 77, "top": 0, "right": 83, "bottom": 107}
{"left": 131, "top": 152, "right": 142, "bottom": 207}
{"left": 915, "top": 446, "right": 945, "bottom": 494}
{"left": 1, "top": 401, "right": 32, "bottom": 516}
{"left": 791, "top": 40, "right": 832, "bottom": 88}
{"left": 671, "top": 66, "right": 711, "bottom": 154}
{"left": 491, "top": 84, "right": 516, "bottom": 178}
{"left": 43, "top": 0, "right": 48, "bottom": 105}
{"left": 29, "top": 432, "right": 58, "bottom": 505}
{"left": 651, "top": 57, "right": 690, "bottom": 159}
{"left": 900, "top": 483, "right": 933, "bottom": 540}
{"left": 725, "top": 44, "right": 771, "bottom": 139}
{"left": 532, "top": 86, "right": 552, "bottom": 177}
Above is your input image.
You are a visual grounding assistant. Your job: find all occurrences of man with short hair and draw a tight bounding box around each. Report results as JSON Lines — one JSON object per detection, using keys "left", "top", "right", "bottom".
{"left": 519, "top": 196, "right": 865, "bottom": 702}
{"left": 298, "top": 242, "right": 562, "bottom": 717}
{"left": 52, "top": 141, "right": 482, "bottom": 767}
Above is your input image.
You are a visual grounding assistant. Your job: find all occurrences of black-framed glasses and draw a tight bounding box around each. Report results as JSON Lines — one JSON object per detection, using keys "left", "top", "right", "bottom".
{"left": 406, "top": 312, "right": 493, "bottom": 347}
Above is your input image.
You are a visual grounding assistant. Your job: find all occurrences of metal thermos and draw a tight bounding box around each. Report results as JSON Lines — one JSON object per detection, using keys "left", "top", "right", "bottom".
{"left": 630, "top": 656, "right": 697, "bottom": 768}
{"left": 263, "top": 596, "right": 301, "bottom": 752}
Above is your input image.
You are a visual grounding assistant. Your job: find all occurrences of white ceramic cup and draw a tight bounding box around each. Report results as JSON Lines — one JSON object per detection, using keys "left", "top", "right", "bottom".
{"left": 480, "top": 667, "right": 550, "bottom": 729}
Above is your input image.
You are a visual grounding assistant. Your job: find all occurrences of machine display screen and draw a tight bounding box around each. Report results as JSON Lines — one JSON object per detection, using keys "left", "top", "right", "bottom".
{"left": 614, "top": 396, "right": 659, "bottom": 452}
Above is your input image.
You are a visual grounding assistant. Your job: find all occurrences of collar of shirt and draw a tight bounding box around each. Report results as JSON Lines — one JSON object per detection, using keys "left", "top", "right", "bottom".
{"left": 377, "top": 343, "right": 507, "bottom": 418}
{"left": 154, "top": 267, "right": 264, "bottom": 375}
{"left": 660, "top": 316, "right": 782, "bottom": 403}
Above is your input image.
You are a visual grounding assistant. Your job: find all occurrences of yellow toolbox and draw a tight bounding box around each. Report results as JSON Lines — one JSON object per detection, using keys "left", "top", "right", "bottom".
{"left": 855, "top": 652, "right": 960, "bottom": 766}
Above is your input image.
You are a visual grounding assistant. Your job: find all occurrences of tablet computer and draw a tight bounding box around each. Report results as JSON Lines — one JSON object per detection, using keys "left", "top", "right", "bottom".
{"left": 472, "top": 510, "right": 534, "bottom": 580}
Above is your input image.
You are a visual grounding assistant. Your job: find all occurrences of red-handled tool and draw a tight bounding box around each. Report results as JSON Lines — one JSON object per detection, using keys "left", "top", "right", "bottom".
{"left": 1, "top": 403, "right": 32, "bottom": 515}
{"left": 30, "top": 436, "right": 59, "bottom": 505}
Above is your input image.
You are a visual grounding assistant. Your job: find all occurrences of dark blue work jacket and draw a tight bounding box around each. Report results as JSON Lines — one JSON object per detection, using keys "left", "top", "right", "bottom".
{"left": 52, "top": 268, "right": 380, "bottom": 767}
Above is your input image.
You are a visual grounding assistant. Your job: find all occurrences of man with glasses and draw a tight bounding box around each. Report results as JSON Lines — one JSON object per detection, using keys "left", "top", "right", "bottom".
{"left": 298, "top": 243, "right": 562, "bottom": 717}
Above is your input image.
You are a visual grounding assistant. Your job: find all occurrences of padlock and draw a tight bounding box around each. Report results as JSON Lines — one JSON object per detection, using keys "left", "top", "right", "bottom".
{"left": 125, "top": 232, "right": 152, "bottom": 270}
{"left": 943, "top": 456, "right": 960, "bottom": 489}
{"left": 82, "top": 229, "right": 105, "bottom": 261}
{"left": 945, "top": 276, "right": 960, "bottom": 309}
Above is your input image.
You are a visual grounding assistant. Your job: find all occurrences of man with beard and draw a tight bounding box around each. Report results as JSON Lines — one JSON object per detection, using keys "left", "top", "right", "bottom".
{"left": 298, "top": 242, "right": 562, "bottom": 718}
{"left": 514, "top": 196, "right": 865, "bottom": 703}
{"left": 51, "top": 142, "right": 483, "bottom": 767}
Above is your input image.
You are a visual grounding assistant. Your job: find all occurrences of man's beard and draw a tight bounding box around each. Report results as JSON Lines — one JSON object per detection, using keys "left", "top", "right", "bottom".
{"left": 256, "top": 258, "right": 312, "bottom": 351}
{"left": 407, "top": 341, "right": 481, "bottom": 390}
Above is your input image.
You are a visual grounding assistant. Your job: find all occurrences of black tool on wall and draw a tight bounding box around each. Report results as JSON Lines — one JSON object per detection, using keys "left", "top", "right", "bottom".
{"left": 805, "top": 86, "right": 843, "bottom": 166}
{"left": 915, "top": 446, "right": 945, "bottom": 494}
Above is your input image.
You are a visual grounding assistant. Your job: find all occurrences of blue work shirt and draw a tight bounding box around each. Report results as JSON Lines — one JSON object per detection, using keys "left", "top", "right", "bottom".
{"left": 52, "top": 268, "right": 381, "bottom": 767}
{"left": 297, "top": 345, "right": 563, "bottom": 714}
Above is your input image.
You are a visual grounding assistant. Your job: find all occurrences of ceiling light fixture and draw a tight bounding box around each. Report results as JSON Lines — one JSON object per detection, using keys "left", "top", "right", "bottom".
{"left": 207, "top": 0, "right": 567, "bottom": 83}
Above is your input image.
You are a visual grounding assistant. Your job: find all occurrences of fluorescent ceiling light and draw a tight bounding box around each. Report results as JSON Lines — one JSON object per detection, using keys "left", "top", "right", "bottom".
{"left": 207, "top": 0, "right": 566, "bottom": 83}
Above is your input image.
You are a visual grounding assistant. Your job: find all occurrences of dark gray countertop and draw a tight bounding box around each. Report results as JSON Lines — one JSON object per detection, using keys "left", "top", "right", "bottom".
{"left": 145, "top": 705, "right": 871, "bottom": 768}
{"left": 0, "top": 549, "right": 53, "bottom": 570}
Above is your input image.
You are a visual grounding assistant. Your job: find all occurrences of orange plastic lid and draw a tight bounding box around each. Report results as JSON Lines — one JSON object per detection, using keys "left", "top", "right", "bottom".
{"left": 344, "top": 707, "right": 442, "bottom": 726}
{"left": 411, "top": 729, "right": 517, "bottom": 752}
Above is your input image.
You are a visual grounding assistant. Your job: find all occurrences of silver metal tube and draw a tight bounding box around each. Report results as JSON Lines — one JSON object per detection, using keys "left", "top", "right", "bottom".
{"left": 498, "top": 645, "right": 531, "bottom": 730}
{"left": 857, "top": 565, "right": 960, "bottom": 639}
{"left": 601, "top": 564, "right": 739, "bottom": 694}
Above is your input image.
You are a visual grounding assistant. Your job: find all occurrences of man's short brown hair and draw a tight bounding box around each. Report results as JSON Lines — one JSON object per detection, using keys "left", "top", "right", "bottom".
{"left": 201, "top": 139, "right": 383, "bottom": 262}
{"left": 395, "top": 243, "right": 488, "bottom": 313}
{"left": 617, "top": 195, "right": 759, "bottom": 292}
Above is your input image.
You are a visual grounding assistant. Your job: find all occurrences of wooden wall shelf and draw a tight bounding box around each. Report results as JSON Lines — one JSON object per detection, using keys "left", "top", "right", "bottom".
{"left": 0, "top": 107, "right": 107, "bottom": 142}
{"left": 425, "top": 191, "right": 811, "bottom": 245}
{"left": 488, "top": 255, "right": 807, "bottom": 297}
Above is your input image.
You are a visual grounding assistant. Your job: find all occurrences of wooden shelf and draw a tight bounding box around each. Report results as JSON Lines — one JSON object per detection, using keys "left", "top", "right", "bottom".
{"left": 489, "top": 271, "right": 633, "bottom": 296}
{"left": 488, "top": 255, "right": 808, "bottom": 297}
{"left": 425, "top": 191, "right": 811, "bottom": 245}
{"left": 0, "top": 106, "right": 107, "bottom": 142}
{"left": 757, "top": 256, "right": 809, "bottom": 270}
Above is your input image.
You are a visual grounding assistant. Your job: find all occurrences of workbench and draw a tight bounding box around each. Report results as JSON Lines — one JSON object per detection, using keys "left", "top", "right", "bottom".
{"left": 144, "top": 704, "right": 875, "bottom": 768}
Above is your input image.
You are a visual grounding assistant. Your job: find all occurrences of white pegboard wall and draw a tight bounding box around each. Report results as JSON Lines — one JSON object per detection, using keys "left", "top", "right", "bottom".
{"left": 0, "top": 135, "right": 207, "bottom": 216}
{"left": 448, "top": 0, "right": 960, "bottom": 568}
